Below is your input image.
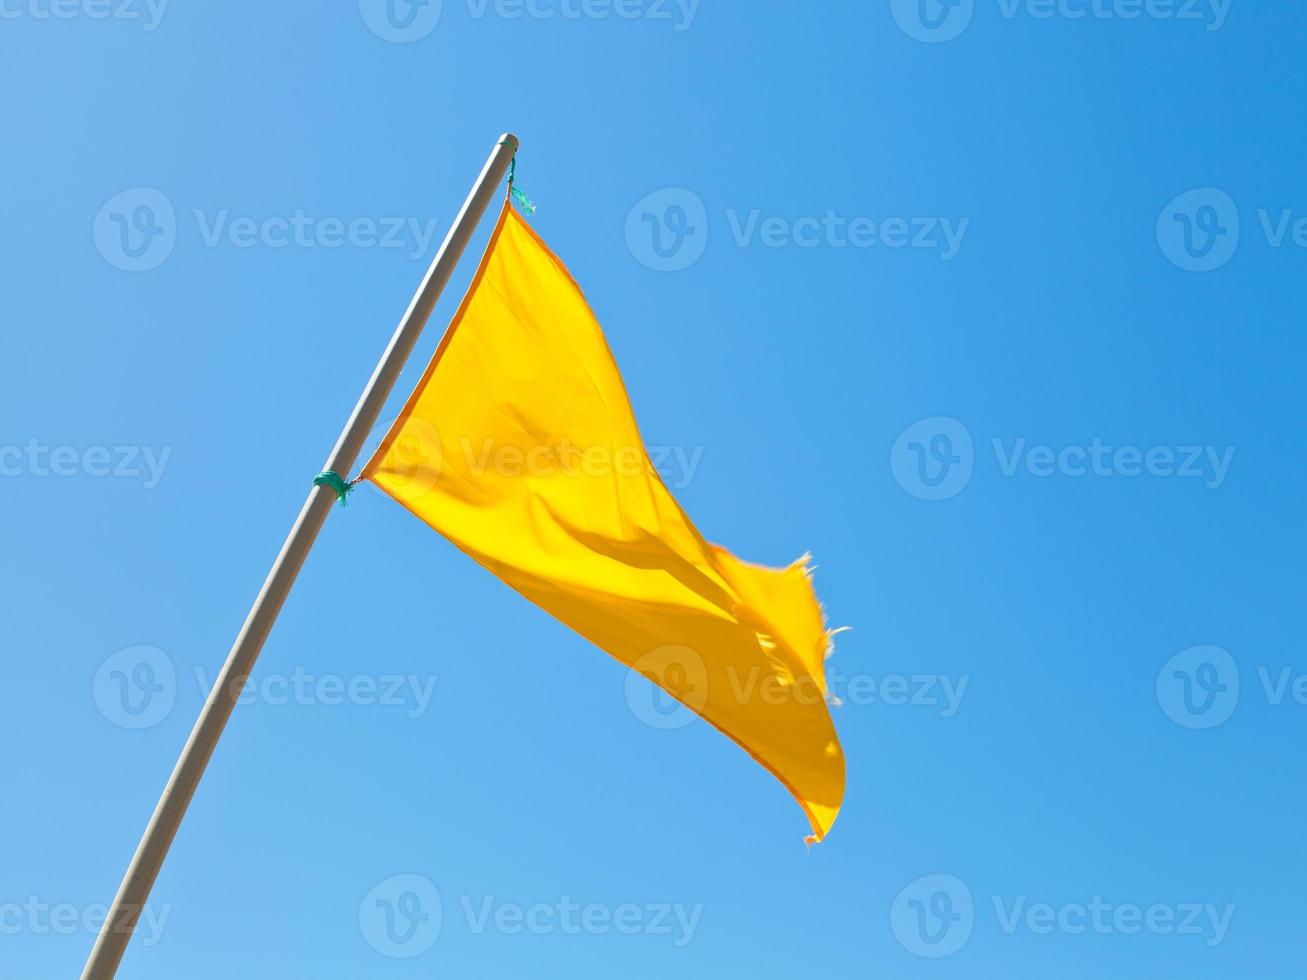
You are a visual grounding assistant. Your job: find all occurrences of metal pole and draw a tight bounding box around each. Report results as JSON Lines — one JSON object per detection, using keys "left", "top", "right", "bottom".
{"left": 81, "top": 133, "right": 520, "bottom": 980}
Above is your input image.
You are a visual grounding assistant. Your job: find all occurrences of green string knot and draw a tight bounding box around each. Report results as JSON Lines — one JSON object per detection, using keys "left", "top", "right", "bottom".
{"left": 510, "top": 185, "right": 537, "bottom": 215}
{"left": 314, "top": 470, "right": 356, "bottom": 506}
{"left": 508, "top": 156, "right": 537, "bottom": 215}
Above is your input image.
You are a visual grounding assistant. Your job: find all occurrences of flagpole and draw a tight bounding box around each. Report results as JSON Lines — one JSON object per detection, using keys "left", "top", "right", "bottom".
{"left": 81, "top": 133, "right": 520, "bottom": 980}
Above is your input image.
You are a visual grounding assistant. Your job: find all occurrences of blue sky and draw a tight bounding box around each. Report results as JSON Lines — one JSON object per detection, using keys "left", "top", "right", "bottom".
{"left": 2, "top": 2, "right": 1303, "bottom": 977}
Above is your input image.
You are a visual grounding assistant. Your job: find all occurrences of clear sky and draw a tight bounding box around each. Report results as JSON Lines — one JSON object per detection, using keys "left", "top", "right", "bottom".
{"left": 2, "top": 2, "right": 1303, "bottom": 978}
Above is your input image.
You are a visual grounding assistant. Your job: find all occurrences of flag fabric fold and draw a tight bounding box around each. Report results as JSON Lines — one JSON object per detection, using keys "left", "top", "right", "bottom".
{"left": 361, "top": 198, "right": 845, "bottom": 841}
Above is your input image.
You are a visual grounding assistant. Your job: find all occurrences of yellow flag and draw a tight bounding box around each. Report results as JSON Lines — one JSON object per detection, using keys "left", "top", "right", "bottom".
{"left": 362, "top": 200, "right": 844, "bottom": 841}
